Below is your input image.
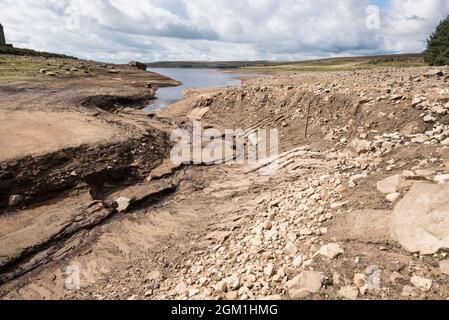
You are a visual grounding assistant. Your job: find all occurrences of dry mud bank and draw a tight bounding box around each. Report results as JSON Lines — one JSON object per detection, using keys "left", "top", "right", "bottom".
{"left": 2, "top": 64, "right": 449, "bottom": 300}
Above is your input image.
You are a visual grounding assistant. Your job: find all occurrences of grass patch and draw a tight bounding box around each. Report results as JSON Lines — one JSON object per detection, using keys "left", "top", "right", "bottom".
{"left": 241, "top": 54, "right": 425, "bottom": 73}
{"left": 0, "top": 55, "right": 86, "bottom": 82}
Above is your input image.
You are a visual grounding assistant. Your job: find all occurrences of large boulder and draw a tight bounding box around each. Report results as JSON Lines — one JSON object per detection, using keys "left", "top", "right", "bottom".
{"left": 391, "top": 183, "right": 449, "bottom": 255}
{"left": 129, "top": 61, "right": 147, "bottom": 71}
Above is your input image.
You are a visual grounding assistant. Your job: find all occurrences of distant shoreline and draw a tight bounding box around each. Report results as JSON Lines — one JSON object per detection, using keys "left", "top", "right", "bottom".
{"left": 145, "top": 53, "right": 423, "bottom": 69}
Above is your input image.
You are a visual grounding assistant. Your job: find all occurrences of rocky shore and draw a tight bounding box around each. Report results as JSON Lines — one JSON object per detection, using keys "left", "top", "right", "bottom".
{"left": 1, "top": 59, "right": 449, "bottom": 300}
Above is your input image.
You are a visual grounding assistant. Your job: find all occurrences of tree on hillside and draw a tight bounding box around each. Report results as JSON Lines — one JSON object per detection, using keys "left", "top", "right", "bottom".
{"left": 424, "top": 15, "right": 449, "bottom": 66}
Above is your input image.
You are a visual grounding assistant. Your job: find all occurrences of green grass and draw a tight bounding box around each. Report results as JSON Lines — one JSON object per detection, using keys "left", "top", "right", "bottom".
{"left": 0, "top": 55, "right": 86, "bottom": 82}
{"left": 240, "top": 54, "right": 425, "bottom": 73}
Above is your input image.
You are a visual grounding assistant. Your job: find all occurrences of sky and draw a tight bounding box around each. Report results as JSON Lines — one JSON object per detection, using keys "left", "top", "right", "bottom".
{"left": 0, "top": 0, "right": 448, "bottom": 63}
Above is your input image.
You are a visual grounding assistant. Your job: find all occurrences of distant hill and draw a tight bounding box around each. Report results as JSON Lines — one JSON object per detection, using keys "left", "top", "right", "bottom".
{"left": 146, "top": 54, "right": 424, "bottom": 69}
{"left": 146, "top": 60, "right": 283, "bottom": 69}
{"left": 0, "top": 45, "right": 76, "bottom": 59}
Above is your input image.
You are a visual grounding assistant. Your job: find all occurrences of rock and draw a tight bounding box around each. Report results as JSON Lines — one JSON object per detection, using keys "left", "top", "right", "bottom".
{"left": 128, "top": 61, "right": 147, "bottom": 71}
{"left": 441, "top": 138, "right": 449, "bottom": 146}
{"left": 423, "top": 115, "right": 436, "bottom": 123}
{"left": 434, "top": 174, "right": 449, "bottom": 184}
{"left": 412, "top": 135, "right": 430, "bottom": 144}
{"left": 262, "top": 220, "right": 273, "bottom": 230}
{"left": 8, "top": 195, "right": 24, "bottom": 206}
{"left": 411, "top": 97, "right": 423, "bottom": 107}
{"left": 410, "top": 275, "right": 432, "bottom": 292}
{"left": 317, "top": 243, "right": 344, "bottom": 259}
{"left": 215, "top": 281, "right": 228, "bottom": 293}
{"left": 439, "top": 260, "right": 449, "bottom": 275}
{"left": 189, "top": 289, "right": 200, "bottom": 298}
{"left": 146, "top": 270, "right": 162, "bottom": 282}
{"left": 261, "top": 263, "right": 274, "bottom": 278}
{"left": 292, "top": 255, "right": 304, "bottom": 268}
{"left": 116, "top": 197, "right": 131, "bottom": 213}
{"left": 377, "top": 175, "right": 404, "bottom": 194}
{"left": 392, "top": 183, "right": 449, "bottom": 254}
{"left": 354, "top": 274, "right": 366, "bottom": 288}
{"left": 365, "top": 265, "right": 381, "bottom": 290}
{"left": 285, "top": 242, "right": 298, "bottom": 255}
{"left": 402, "top": 285, "right": 419, "bottom": 297}
{"left": 432, "top": 105, "right": 447, "bottom": 115}
{"left": 330, "top": 202, "right": 346, "bottom": 210}
{"left": 286, "top": 271, "right": 323, "bottom": 299}
{"left": 389, "top": 94, "right": 402, "bottom": 101}
{"left": 175, "top": 282, "right": 188, "bottom": 296}
{"left": 347, "top": 138, "right": 371, "bottom": 155}
{"left": 338, "top": 286, "right": 359, "bottom": 300}
{"left": 299, "top": 228, "right": 313, "bottom": 236}
{"left": 386, "top": 192, "right": 401, "bottom": 202}
{"left": 424, "top": 69, "right": 444, "bottom": 78}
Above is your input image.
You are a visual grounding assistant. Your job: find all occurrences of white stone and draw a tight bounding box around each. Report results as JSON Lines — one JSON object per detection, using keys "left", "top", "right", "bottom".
{"left": 286, "top": 271, "right": 323, "bottom": 299}
{"left": 300, "top": 228, "right": 313, "bottom": 236}
{"left": 347, "top": 138, "right": 371, "bottom": 155}
{"left": 317, "top": 243, "right": 344, "bottom": 259}
{"left": 423, "top": 115, "right": 436, "bottom": 123}
{"left": 377, "top": 175, "right": 404, "bottom": 194}
{"left": 410, "top": 275, "right": 432, "bottom": 292}
{"left": 392, "top": 183, "right": 449, "bottom": 255}
{"left": 434, "top": 174, "right": 449, "bottom": 184}
{"left": 116, "top": 197, "right": 131, "bottom": 212}
{"left": 285, "top": 242, "right": 298, "bottom": 255}
{"left": 386, "top": 192, "right": 401, "bottom": 202}
{"left": 292, "top": 255, "right": 304, "bottom": 268}
{"left": 264, "top": 263, "right": 275, "bottom": 277}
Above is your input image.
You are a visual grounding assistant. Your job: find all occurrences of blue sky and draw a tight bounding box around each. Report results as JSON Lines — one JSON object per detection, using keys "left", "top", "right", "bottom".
{"left": 370, "top": 0, "right": 388, "bottom": 9}
{"left": 0, "top": 0, "right": 448, "bottom": 62}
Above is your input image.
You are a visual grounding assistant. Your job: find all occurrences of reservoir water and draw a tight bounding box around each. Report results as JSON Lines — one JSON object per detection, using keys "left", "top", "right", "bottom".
{"left": 145, "top": 68, "right": 250, "bottom": 111}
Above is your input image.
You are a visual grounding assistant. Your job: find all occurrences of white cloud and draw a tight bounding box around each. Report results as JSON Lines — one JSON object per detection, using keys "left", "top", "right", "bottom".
{"left": 0, "top": 0, "right": 448, "bottom": 62}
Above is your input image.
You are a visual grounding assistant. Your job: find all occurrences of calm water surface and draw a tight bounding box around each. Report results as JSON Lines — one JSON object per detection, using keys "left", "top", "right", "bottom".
{"left": 145, "top": 68, "right": 251, "bottom": 111}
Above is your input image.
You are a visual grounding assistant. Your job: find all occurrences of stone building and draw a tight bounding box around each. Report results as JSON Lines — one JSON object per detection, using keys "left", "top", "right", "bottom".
{"left": 0, "top": 23, "right": 6, "bottom": 45}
